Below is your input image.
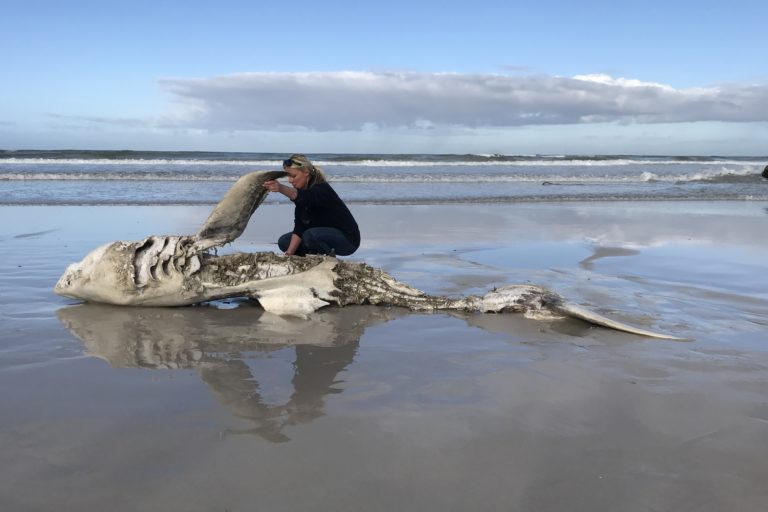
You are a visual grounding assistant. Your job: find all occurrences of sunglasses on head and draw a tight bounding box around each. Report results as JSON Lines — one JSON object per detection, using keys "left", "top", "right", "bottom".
{"left": 283, "top": 158, "right": 302, "bottom": 168}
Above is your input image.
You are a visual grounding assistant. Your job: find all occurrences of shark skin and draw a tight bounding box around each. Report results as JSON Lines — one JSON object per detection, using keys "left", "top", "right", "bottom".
{"left": 54, "top": 171, "right": 684, "bottom": 339}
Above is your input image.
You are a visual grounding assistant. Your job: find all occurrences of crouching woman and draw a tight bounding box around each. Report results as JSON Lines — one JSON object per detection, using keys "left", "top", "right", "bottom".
{"left": 264, "top": 154, "right": 360, "bottom": 257}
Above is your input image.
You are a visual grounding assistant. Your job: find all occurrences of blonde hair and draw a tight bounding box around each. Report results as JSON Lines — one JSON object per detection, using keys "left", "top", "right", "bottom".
{"left": 284, "top": 153, "right": 327, "bottom": 186}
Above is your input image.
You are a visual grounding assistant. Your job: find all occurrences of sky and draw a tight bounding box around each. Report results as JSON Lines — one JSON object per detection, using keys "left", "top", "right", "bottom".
{"left": 1, "top": 0, "right": 767, "bottom": 155}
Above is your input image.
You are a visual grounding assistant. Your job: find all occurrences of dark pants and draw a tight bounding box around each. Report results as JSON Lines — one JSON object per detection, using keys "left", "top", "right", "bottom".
{"left": 278, "top": 227, "right": 357, "bottom": 256}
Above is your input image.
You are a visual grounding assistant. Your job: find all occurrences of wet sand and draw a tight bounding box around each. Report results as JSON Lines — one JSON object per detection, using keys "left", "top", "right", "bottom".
{"left": 1, "top": 202, "right": 768, "bottom": 511}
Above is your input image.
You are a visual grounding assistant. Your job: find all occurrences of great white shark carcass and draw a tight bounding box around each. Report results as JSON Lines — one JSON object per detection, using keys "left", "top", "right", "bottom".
{"left": 54, "top": 170, "right": 683, "bottom": 339}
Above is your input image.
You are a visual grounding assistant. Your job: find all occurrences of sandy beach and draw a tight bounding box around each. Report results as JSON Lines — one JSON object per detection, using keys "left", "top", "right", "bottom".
{"left": 1, "top": 201, "right": 768, "bottom": 511}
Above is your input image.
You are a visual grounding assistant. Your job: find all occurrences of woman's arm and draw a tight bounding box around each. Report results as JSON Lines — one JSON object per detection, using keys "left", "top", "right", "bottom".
{"left": 285, "top": 234, "right": 302, "bottom": 256}
{"left": 265, "top": 180, "right": 302, "bottom": 254}
{"left": 264, "top": 180, "right": 297, "bottom": 201}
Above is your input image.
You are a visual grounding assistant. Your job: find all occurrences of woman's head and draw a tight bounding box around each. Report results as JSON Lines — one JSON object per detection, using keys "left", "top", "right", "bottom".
{"left": 282, "top": 154, "right": 326, "bottom": 189}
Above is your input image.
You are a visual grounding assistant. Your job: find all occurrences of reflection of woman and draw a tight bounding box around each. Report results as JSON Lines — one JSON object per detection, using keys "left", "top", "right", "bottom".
{"left": 264, "top": 154, "right": 360, "bottom": 257}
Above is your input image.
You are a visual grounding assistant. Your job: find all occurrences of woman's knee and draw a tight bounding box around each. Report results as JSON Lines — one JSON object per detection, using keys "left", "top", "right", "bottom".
{"left": 303, "top": 228, "right": 356, "bottom": 256}
{"left": 300, "top": 229, "right": 327, "bottom": 252}
{"left": 277, "top": 232, "right": 292, "bottom": 252}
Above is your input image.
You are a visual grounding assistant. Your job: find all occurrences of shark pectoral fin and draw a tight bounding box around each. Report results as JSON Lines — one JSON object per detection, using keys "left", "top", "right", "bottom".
{"left": 255, "top": 286, "right": 330, "bottom": 318}
{"left": 557, "top": 303, "right": 687, "bottom": 340}
{"left": 196, "top": 170, "right": 288, "bottom": 247}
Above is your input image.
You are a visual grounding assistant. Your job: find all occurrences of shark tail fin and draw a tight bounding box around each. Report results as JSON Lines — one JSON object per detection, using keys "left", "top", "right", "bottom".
{"left": 556, "top": 302, "right": 686, "bottom": 340}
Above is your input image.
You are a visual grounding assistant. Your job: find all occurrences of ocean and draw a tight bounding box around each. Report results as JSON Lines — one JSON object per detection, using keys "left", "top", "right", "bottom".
{"left": 1, "top": 150, "right": 766, "bottom": 205}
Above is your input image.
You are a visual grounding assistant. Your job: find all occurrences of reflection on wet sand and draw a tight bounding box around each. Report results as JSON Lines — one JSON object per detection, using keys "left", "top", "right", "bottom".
{"left": 57, "top": 301, "right": 623, "bottom": 443}
{"left": 579, "top": 245, "right": 640, "bottom": 270}
{"left": 57, "top": 303, "right": 405, "bottom": 442}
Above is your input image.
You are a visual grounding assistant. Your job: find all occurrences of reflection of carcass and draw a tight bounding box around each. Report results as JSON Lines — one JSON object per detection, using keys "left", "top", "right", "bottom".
{"left": 58, "top": 303, "right": 403, "bottom": 442}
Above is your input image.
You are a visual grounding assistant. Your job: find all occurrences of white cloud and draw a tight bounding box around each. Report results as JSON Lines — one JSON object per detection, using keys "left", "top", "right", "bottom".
{"left": 157, "top": 71, "right": 768, "bottom": 131}
{"left": 45, "top": 113, "right": 147, "bottom": 128}
{"left": 572, "top": 74, "right": 675, "bottom": 90}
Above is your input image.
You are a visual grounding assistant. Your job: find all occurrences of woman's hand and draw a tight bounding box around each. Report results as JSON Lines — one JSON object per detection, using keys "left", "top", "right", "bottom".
{"left": 265, "top": 179, "right": 298, "bottom": 201}
{"left": 264, "top": 180, "right": 281, "bottom": 193}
